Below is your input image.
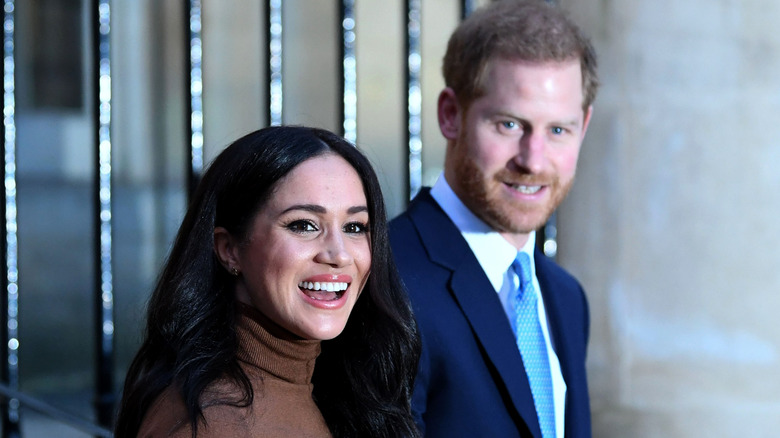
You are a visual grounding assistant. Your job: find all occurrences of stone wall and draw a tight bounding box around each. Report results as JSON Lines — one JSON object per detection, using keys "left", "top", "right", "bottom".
{"left": 557, "top": 0, "right": 780, "bottom": 436}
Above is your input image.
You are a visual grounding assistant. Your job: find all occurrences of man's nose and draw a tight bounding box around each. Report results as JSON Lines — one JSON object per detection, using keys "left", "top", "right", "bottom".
{"left": 513, "top": 132, "right": 545, "bottom": 173}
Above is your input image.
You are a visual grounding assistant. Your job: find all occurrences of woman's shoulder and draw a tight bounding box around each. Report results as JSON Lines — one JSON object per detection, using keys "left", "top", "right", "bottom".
{"left": 135, "top": 371, "right": 331, "bottom": 437}
{"left": 135, "top": 381, "right": 253, "bottom": 438}
{"left": 135, "top": 385, "right": 191, "bottom": 437}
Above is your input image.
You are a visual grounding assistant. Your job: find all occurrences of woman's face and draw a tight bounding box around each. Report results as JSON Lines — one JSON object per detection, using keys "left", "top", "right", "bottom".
{"left": 217, "top": 153, "right": 371, "bottom": 340}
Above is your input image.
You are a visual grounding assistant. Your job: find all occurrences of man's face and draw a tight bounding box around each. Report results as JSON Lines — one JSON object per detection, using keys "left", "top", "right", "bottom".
{"left": 442, "top": 58, "right": 592, "bottom": 248}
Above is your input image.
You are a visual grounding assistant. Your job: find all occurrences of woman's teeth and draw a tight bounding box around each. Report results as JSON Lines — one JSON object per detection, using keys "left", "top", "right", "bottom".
{"left": 298, "top": 281, "right": 348, "bottom": 292}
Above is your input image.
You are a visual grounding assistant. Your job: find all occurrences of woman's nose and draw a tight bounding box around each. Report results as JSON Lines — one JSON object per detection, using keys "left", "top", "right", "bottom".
{"left": 315, "top": 231, "right": 353, "bottom": 267}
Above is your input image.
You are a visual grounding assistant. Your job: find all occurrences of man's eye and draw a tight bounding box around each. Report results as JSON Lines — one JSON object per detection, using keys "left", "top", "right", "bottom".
{"left": 551, "top": 126, "right": 565, "bottom": 135}
{"left": 497, "top": 120, "right": 523, "bottom": 135}
{"left": 287, "top": 220, "right": 317, "bottom": 233}
{"left": 344, "top": 222, "right": 368, "bottom": 234}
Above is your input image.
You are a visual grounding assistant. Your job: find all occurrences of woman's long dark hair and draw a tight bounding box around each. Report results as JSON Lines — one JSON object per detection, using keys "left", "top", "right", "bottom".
{"left": 114, "top": 126, "right": 420, "bottom": 437}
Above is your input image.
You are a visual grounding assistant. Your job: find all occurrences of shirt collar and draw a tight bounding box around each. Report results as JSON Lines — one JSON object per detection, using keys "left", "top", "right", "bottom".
{"left": 430, "top": 174, "right": 537, "bottom": 292}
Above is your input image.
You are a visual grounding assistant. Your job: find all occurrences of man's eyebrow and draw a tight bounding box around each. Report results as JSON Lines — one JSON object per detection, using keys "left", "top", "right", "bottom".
{"left": 491, "top": 110, "right": 522, "bottom": 120}
{"left": 491, "top": 110, "right": 582, "bottom": 128}
{"left": 557, "top": 119, "right": 581, "bottom": 127}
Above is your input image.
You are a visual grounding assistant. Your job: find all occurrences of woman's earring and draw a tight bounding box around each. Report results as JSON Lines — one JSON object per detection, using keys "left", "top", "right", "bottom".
{"left": 230, "top": 266, "right": 239, "bottom": 276}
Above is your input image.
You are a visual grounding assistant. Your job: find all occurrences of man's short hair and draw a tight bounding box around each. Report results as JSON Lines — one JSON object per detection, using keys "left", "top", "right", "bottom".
{"left": 443, "top": 0, "right": 599, "bottom": 112}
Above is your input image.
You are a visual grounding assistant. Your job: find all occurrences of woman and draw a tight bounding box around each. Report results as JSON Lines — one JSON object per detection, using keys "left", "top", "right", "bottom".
{"left": 115, "top": 126, "right": 420, "bottom": 437}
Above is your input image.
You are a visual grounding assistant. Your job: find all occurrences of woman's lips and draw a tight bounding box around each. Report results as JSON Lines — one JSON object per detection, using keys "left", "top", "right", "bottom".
{"left": 298, "top": 274, "right": 353, "bottom": 306}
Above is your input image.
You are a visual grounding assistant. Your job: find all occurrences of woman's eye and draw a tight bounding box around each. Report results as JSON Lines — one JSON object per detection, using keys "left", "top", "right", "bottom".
{"left": 343, "top": 222, "right": 368, "bottom": 234}
{"left": 287, "top": 220, "right": 317, "bottom": 233}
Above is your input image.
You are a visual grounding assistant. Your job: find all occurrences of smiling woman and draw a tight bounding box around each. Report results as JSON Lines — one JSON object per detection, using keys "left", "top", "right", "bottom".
{"left": 214, "top": 153, "right": 371, "bottom": 341}
{"left": 114, "top": 126, "right": 421, "bottom": 438}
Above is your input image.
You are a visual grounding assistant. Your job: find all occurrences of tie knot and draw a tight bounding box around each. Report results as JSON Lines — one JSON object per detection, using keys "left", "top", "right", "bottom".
{"left": 513, "top": 252, "right": 532, "bottom": 288}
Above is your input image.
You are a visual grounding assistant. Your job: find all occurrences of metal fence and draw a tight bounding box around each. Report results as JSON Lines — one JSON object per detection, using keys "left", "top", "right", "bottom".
{"left": 0, "top": 1, "right": 555, "bottom": 435}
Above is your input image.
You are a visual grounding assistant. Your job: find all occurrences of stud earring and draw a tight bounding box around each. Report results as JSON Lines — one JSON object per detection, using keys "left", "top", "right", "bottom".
{"left": 230, "top": 266, "right": 239, "bottom": 276}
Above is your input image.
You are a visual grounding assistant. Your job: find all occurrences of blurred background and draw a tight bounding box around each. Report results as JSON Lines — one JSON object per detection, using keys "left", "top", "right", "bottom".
{"left": 5, "top": 0, "right": 780, "bottom": 436}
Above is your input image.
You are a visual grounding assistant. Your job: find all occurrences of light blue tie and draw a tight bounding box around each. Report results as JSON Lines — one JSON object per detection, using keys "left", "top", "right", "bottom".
{"left": 512, "top": 252, "right": 556, "bottom": 438}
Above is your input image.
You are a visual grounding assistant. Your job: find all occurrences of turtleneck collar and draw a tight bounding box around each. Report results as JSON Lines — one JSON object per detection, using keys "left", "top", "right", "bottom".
{"left": 235, "top": 303, "right": 321, "bottom": 385}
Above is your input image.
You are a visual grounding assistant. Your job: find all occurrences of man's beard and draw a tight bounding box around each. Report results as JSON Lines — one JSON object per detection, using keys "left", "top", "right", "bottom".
{"left": 451, "top": 143, "right": 574, "bottom": 235}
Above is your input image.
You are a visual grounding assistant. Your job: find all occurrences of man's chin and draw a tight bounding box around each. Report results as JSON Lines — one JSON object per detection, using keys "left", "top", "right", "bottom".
{"left": 483, "top": 209, "right": 552, "bottom": 236}
{"left": 507, "top": 222, "right": 548, "bottom": 235}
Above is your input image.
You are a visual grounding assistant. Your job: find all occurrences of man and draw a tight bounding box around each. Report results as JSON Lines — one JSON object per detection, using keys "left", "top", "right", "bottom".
{"left": 389, "top": 1, "right": 598, "bottom": 437}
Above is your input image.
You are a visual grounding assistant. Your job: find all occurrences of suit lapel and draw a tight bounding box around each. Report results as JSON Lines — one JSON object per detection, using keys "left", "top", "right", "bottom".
{"left": 536, "top": 255, "right": 564, "bottom": 351}
{"left": 535, "top": 251, "right": 580, "bottom": 400}
{"left": 407, "top": 191, "right": 543, "bottom": 438}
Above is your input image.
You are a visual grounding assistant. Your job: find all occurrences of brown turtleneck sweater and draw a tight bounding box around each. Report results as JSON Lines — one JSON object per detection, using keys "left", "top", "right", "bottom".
{"left": 137, "top": 304, "right": 332, "bottom": 437}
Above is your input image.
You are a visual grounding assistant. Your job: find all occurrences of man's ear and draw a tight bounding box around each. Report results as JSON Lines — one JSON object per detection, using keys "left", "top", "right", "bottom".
{"left": 214, "top": 226, "right": 240, "bottom": 273}
{"left": 438, "top": 87, "right": 461, "bottom": 141}
{"left": 580, "top": 105, "right": 593, "bottom": 140}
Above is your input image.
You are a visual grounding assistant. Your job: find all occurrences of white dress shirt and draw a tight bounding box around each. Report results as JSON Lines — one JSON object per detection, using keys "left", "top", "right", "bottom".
{"left": 430, "top": 175, "right": 566, "bottom": 438}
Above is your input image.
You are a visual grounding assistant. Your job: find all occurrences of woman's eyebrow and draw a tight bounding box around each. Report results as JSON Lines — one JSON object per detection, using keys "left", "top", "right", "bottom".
{"left": 281, "top": 204, "right": 325, "bottom": 214}
{"left": 281, "top": 204, "right": 368, "bottom": 215}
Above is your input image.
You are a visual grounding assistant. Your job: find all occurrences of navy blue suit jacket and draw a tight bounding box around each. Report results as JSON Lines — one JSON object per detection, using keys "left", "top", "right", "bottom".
{"left": 389, "top": 189, "right": 591, "bottom": 438}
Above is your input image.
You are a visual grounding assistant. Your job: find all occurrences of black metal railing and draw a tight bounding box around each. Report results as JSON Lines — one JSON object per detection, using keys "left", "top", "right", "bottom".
{"left": 92, "top": 0, "right": 116, "bottom": 428}
{"left": 2, "top": 0, "right": 20, "bottom": 435}
{"left": 0, "top": 1, "right": 557, "bottom": 435}
{"left": 0, "top": 384, "right": 111, "bottom": 437}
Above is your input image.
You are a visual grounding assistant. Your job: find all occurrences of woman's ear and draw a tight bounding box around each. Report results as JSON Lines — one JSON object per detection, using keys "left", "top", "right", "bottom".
{"left": 214, "top": 227, "right": 241, "bottom": 275}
